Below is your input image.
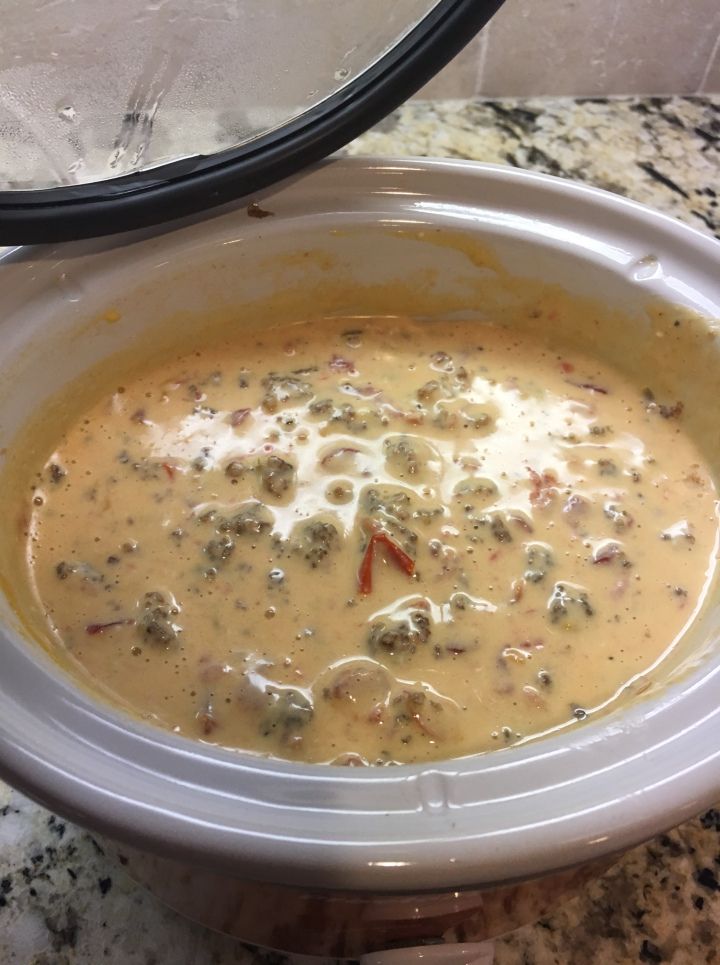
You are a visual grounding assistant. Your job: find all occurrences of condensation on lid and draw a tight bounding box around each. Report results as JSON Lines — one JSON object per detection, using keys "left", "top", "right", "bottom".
{"left": 0, "top": 0, "right": 440, "bottom": 191}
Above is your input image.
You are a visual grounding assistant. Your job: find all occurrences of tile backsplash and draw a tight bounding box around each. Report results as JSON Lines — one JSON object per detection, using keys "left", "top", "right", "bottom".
{"left": 418, "top": 0, "right": 720, "bottom": 98}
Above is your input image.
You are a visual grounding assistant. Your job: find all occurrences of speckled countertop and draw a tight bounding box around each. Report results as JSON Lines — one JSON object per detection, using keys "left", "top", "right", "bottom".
{"left": 346, "top": 95, "right": 720, "bottom": 240}
{"left": 1, "top": 94, "right": 720, "bottom": 965}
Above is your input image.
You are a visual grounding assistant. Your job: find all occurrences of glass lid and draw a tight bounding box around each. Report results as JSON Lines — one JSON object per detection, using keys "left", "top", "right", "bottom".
{"left": 0, "top": 0, "right": 503, "bottom": 242}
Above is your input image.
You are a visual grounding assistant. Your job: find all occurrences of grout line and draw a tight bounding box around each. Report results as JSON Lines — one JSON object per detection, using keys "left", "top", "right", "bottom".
{"left": 698, "top": 28, "right": 720, "bottom": 92}
{"left": 410, "top": 91, "right": 720, "bottom": 106}
{"left": 474, "top": 24, "right": 492, "bottom": 96}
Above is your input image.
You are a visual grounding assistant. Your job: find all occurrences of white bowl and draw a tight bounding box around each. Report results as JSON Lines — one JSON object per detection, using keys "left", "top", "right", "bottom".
{"left": 0, "top": 159, "right": 719, "bottom": 913}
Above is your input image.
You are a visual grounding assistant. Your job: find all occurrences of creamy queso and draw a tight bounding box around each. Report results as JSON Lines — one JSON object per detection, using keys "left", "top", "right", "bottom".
{"left": 20, "top": 316, "right": 718, "bottom": 764}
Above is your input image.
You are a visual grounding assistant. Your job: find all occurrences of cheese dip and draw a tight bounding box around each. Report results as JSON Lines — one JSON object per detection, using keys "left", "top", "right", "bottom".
{"left": 20, "top": 316, "right": 718, "bottom": 764}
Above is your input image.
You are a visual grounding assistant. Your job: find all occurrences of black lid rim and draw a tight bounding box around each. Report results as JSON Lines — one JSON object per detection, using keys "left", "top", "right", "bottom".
{"left": 0, "top": 0, "right": 505, "bottom": 244}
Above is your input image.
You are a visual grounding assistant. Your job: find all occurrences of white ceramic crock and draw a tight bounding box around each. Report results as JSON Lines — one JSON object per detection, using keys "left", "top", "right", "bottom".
{"left": 1, "top": 159, "right": 719, "bottom": 954}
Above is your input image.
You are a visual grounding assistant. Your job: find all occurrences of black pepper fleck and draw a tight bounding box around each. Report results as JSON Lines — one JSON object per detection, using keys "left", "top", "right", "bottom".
{"left": 639, "top": 939, "right": 663, "bottom": 963}
{"left": 700, "top": 808, "right": 720, "bottom": 831}
{"left": 695, "top": 867, "right": 720, "bottom": 892}
{"left": 98, "top": 876, "right": 112, "bottom": 896}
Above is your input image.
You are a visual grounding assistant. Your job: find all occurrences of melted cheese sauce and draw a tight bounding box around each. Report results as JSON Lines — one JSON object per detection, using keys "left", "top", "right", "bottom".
{"left": 22, "top": 317, "right": 718, "bottom": 764}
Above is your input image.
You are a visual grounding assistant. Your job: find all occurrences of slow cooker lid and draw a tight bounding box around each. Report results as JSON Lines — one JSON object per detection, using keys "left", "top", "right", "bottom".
{"left": 0, "top": 0, "right": 503, "bottom": 243}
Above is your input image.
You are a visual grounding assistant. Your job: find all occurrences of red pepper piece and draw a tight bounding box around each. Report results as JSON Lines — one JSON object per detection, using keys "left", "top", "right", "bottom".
{"left": 86, "top": 620, "right": 133, "bottom": 635}
{"left": 567, "top": 380, "right": 609, "bottom": 394}
{"left": 329, "top": 354, "right": 357, "bottom": 373}
{"left": 358, "top": 532, "right": 415, "bottom": 594}
{"left": 230, "top": 408, "right": 251, "bottom": 427}
{"left": 358, "top": 537, "right": 376, "bottom": 595}
{"left": 374, "top": 532, "right": 415, "bottom": 575}
{"left": 528, "top": 468, "right": 558, "bottom": 508}
{"left": 162, "top": 462, "right": 176, "bottom": 480}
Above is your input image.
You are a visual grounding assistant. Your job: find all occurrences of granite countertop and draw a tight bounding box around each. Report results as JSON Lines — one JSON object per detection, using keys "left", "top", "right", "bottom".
{"left": 1, "top": 94, "right": 719, "bottom": 965}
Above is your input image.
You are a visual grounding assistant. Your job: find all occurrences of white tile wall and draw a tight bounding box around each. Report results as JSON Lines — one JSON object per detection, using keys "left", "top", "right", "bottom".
{"left": 414, "top": 0, "right": 720, "bottom": 98}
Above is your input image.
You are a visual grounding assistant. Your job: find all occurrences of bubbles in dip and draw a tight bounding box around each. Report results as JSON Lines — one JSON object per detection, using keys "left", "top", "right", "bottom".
{"left": 23, "top": 317, "right": 718, "bottom": 764}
